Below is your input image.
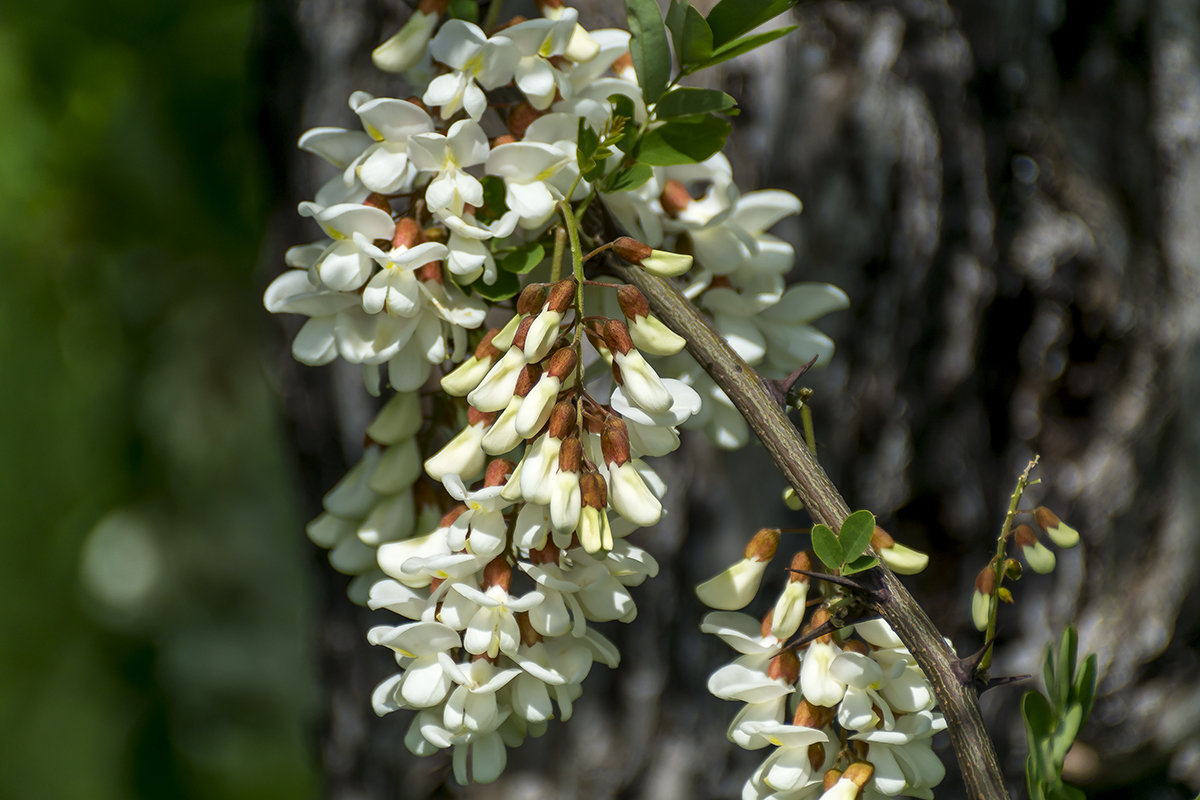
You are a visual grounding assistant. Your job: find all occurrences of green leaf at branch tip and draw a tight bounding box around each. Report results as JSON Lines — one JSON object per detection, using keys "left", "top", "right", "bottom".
{"left": 637, "top": 113, "right": 731, "bottom": 165}
{"left": 706, "top": 0, "right": 798, "bottom": 48}
{"left": 838, "top": 509, "right": 875, "bottom": 562}
{"left": 841, "top": 555, "right": 879, "bottom": 576}
{"left": 678, "top": 5, "right": 715, "bottom": 68}
{"left": 655, "top": 87, "right": 737, "bottom": 118}
{"left": 608, "top": 94, "right": 639, "bottom": 155}
{"left": 810, "top": 523, "right": 843, "bottom": 571}
{"left": 499, "top": 243, "right": 545, "bottom": 275}
{"left": 601, "top": 162, "right": 654, "bottom": 193}
{"left": 470, "top": 268, "right": 521, "bottom": 302}
{"left": 695, "top": 26, "right": 797, "bottom": 71}
{"left": 625, "top": 0, "right": 672, "bottom": 106}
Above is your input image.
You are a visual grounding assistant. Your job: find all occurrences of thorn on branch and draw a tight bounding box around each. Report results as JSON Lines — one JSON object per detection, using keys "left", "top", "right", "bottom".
{"left": 787, "top": 568, "right": 885, "bottom": 601}
{"left": 765, "top": 355, "right": 820, "bottom": 408}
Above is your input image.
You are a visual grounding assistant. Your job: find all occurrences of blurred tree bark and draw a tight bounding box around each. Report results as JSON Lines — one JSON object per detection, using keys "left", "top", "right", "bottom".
{"left": 256, "top": 0, "right": 1200, "bottom": 798}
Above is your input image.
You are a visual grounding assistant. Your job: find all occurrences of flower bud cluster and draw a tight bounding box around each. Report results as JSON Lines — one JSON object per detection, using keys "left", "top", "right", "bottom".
{"left": 306, "top": 392, "right": 441, "bottom": 603}
{"left": 265, "top": 1, "right": 852, "bottom": 786}
{"left": 970, "top": 506, "right": 1079, "bottom": 630}
{"left": 361, "top": 280, "right": 698, "bottom": 780}
{"left": 699, "top": 535, "right": 945, "bottom": 799}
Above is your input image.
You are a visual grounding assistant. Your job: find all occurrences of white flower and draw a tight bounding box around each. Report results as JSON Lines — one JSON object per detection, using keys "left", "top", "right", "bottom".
{"left": 348, "top": 91, "right": 436, "bottom": 193}
{"left": 442, "top": 582, "right": 543, "bottom": 658}
{"left": 424, "top": 20, "right": 519, "bottom": 120}
{"left": 409, "top": 119, "right": 490, "bottom": 219}
{"left": 502, "top": 11, "right": 578, "bottom": 109}
{"left": 369, "top": 621, "right": 462, "bottom": 711}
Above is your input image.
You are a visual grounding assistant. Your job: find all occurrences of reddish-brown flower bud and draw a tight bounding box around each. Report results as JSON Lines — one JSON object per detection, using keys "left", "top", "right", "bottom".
{"left": 616, "top": 283, "right": 650, "bottom": 320}
{"left": 511, "top": 314, "right": 536, "bottom": 349}
{"left": 507, "top": 102, "right": 543, "bottom": 138}
{"left": 612, "top": 52, "right": 633, "bottom": 74}
{"left": 516, "top": 611, "right": 542, "bottom": 647}
{"left": 474, "top": 328, "right": 503, "bottom": 360}
{"left": 529, "top": 542, "right": 560, "bottom": 565}
{"left": 483, "top": 557, "right": 512, "bottom": 591}
{"left": 558, "top": 436, "right": 582, "bottom": 473}
{"left": 547, "top": 401, "right": 576, "bottom": 440}
{"left": 768, "top": 650, "right": 801, "bottom": 684}
{"left": 484, "top": 458, "right": 515, "bottom": 487}
{"left": 788, "top": 551, "right": 813, "bottom": 583}
{"left": 516, "top": 282, "right": 548, "bottom": 314}
{"left": 871, "top": 525, "right": 895, "bottom": 549}
{"left": 466, "top": 407, "right": 499, "bottom": 427}
{"left": 760, "top": 608, "right": 776, "bottom": 638}
{"left": 612, "top": 236, "right": 653, "bottom": 264}
{"left": 392, "top": 216, "right": 422, "bottom": 249}
{"left": 844, "top": 761, "right": 874, "bottom": 788}
{"left": 491, "top": 133, "right": 517, "bottom": 147}
{"left": 601, "top": 417, "right": 632, "bottom": 467}
{"left": 807, "top": 743, "right": 825, "bottom": 773}
{"left": 842, "top": 640, "right": 869, "bottom": 656}
{"left": 545, "top": 347, "right": 577, "bottom": 378}
{"left": 545, "top": 277, "right": 577, "bottom": 313}
{"left": 806, "top": 607, "right": 833, "bottom": 644}
{"left": 416, "top": 261, "right": 442, "bottom": 283}
{"left": 793, "top": 699, "right": 836, "bottom": 729}
{"left": 513, "top": 364, "right": 541, "bottom": 397}
{"left": 975, "top": 565, "right": 996, "bottom": 595}
{"left": 363, "top": 192, "right": 392, "bottom": 213}
{"left": 1013, "top": 524, "right": 1038, "bottom": 549}
{"left": 659, "top": 180, "right": 693, "bottom": 217}
{"left": 580, "top": 470, "right": 607, "bottom": 509}
{"left": 513, "top": 618, "right": 542, "bottom": 647}
{"left": 823, "top": 769, "right": 842, "bottom": 792}
{"left": 602, "top": 318, "right": 635, "bottom": 355}
{"left": 440, "top": 505, "right": 468, "bottom": 528}
{"left": 417, "top": 0, "right": 449, "bottom": 13}
{"left": 745, "top": 528, "right": 780, "bottom": 561}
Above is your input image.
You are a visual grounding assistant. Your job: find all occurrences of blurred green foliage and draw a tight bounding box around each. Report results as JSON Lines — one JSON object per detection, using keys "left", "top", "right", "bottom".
{"left": 0, "top": 1, "right": 317, "bottom": 798}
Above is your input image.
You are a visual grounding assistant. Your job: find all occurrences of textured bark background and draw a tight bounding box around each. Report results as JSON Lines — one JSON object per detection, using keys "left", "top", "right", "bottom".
{"left": 256, "top": 0, "right": 1200, "bottom": 797}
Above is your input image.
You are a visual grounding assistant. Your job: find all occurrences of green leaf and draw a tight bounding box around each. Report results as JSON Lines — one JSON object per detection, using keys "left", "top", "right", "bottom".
{"left": 637, "top": 114, "right": 731, "bottom": 165}
{"left": 838, "top": 510, "right": 876, "bottom": 562}
{"left": 1022, "top": 690, "right": 1055, "bottom": 739}
{"left": 1042, "top": 646, "right": 1057, "bottom": 706}
{"left": 625, "top": 0, "right": 672, "bottom": 105}
{"left": 476, "top": 175, "right": 508, "bottom": 224}
{"left": 678, "top": 5, "right": 715, "bottom": 68}
{"left": 601, "top": 162, "right": 654, "bottom": 192}
{"left": 810, "top": 523, "right": 843, "bottom": 570}
{"left": 841, "top": 555, "right": 879, "bottom": 576}
{"left": 665, "top": 0, "right": 688, "bottom": 53}
{"left": 695, "top": 25, "right": 796, "bottom": 70}
{"left": 1074, "top": 653, "right": 1097, "bottom": 721}
{"left": 1051, "top": 704, "right": 1083, "bottom": 764}
{"left": 1057, "top": 626, "right": 1078, "bottom": 711}
{"left": 500, "top": 243, "right": 545, "bottom": 275}
{"left": 471, "top": 269, "right": 521, "bottom": 302}
{"left": 706, "top": 0, "right": 796, "bottom": 48}
{"left": 655, "top": 87, "right": 737, "bottom": 118}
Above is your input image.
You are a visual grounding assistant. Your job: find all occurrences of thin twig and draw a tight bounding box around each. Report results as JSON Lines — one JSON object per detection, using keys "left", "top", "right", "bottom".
{"left": 611, "top": 261, "right": 1011, "bottom": 800}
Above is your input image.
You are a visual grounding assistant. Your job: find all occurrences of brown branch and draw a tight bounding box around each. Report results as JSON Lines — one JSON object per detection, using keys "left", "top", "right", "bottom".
{"left": 611, "top": 262, "right": 1011, "bottom": 800}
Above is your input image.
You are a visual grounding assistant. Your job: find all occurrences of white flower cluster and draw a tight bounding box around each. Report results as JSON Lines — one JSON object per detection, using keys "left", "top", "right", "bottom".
{"left": 699, "top": 540, "right": 946, "bottom": 800}
{"left": 264, "top": 0, "right": 851, "bottom": 785}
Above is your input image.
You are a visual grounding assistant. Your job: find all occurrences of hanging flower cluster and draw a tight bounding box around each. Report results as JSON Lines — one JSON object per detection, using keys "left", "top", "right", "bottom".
{"left": 698, "top": 533, "right": 946, "bottom": 799}
{"left": 265, "top": 0, "right": 853, "bottom": 786}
